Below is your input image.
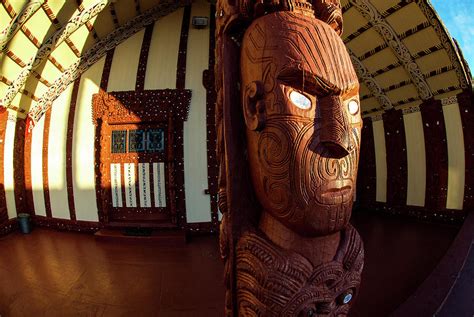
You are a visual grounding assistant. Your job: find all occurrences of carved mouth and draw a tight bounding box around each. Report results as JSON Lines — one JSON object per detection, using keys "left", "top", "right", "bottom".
{"left": 317, "top": 180, "right": 353, "bottom": 205}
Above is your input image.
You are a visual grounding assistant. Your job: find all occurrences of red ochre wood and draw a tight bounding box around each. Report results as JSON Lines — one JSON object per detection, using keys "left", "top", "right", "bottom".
{"left": 13, "top": 119, "right": 26, "bottom": 215}
{"left": 0, "top": 110, "right": 9, "bottom": 224}
{"left": 216, "top": 1, "right": 364, "bottom": 315}
{"left": 66, "top": 78, "right": 81, "bottom": 221}
{"left": 42, "top": 108, "right": 53, "bottom": 218}
{"left": 383, "top": 109, "right": 407, "bottom": 206}
{"left": 420, "top": 99, "right": 448, "bottom": 211}
{"left": 356, "top": 117, "right": 376, "bottom": 208}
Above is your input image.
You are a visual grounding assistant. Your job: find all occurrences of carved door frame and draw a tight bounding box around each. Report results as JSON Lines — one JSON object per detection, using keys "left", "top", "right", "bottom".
{"left": 92, "top": 89, "right": 191, "bottom": 227}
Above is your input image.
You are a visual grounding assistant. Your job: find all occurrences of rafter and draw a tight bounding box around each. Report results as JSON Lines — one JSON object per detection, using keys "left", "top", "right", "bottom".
{"left": 29, "top": 0, "right": 183, "bottom": 124}
{"left": 40, "top": 3, "right": 83, "bottom": 58}
{"left": 349, "top": 0, "right": 433, "bottom": 100}
{"left": 0, "top": 0, "right": 45, "bottom": 51}
{"left": 416, "top": 0, "right": 470, "bottom": 89}
{"left": 344, "top": 1, "right": 416, "bottom": 44}
{"left": 349, "top": 48, "right": 393, "bottom": 110}
{"left": 0, "top": 0, "right": 112, "bottom": 110}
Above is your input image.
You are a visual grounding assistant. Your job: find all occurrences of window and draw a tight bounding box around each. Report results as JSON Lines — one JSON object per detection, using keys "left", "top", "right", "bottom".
{"left": 111, "top": 130, "right": 127, "bottom": 153}
{"left": 129, "top": 130, "right": 146, "bottom": 152}
{"left": 111, "top": 128, "right": 165, "bottom": 154}
{"left": 147, "top": 129, "right": 165, "bottom": 152}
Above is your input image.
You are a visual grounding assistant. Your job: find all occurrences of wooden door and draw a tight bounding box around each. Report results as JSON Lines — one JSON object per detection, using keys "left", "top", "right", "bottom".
{"left": 104, "top": 123, "right": 173, "bottom": 225}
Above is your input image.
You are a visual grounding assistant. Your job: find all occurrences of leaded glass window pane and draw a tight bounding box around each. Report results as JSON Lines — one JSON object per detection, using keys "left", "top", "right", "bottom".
{"left": 129, "top": 130, "right": 146, "bottom": 152}
{"left": 111, "top": 130, "right": 127, "bottom": 153}
{"left": 147, "top": 129, "right": 165, "bottom": 152}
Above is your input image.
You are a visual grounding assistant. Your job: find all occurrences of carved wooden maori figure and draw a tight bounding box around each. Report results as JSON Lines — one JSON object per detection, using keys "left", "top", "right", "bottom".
{"left": 215, "top": 1, "right": 364, "bottom": 316}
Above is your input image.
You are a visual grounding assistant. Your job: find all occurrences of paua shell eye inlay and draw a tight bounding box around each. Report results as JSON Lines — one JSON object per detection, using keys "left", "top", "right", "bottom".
{"left": 290, "top": 91, "right": 312, "bottom": 110}
{"left": 348, "top": 99, "right": 359, "bottom": 115}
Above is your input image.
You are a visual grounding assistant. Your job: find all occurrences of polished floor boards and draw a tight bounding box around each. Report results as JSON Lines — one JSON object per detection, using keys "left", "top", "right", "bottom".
{"left": 0, "top": 211, "right": 459, "bottom": 316}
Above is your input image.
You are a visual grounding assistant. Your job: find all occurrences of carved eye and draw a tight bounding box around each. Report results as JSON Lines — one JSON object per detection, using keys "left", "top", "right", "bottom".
{"left": 348, "top": 99, "right": 359, "bottom": 115}
{"left": 290, "top": 91, "right": 312, "bottom": 110}
{"left": 337, "top": 289, "right": 354, "bottom": 305}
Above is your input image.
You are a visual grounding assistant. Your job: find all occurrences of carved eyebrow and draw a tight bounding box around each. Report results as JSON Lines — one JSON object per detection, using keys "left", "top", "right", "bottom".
{"left": 277, "top": 67, "right": 340, "bottom": 96}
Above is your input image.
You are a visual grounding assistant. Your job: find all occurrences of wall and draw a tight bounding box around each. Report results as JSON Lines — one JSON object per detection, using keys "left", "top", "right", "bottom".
{"left": 0, "top": 0, "right": 217, "bottom": 233}
{"left": 356, "top": 91, "right": 472, "bottom": 223}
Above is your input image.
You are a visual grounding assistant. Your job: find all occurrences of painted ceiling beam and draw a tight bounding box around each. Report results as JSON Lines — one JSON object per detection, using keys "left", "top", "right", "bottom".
{"left": 348, "top": 0, "right": 433, "bottom": 101}
{"left": 349, "top": 48, "right": 393, "bottom": 111}
{"left": 415, "top": 0, "right": 471, "bottom": 89}
{"left": 0, "top": 0, "right": 113, "bottom": 110}
{"left": 0, "top": 0, "right": 45, "bottom": 52}
{"left": 28, "top": 0, "right": 184, "bottom": 124}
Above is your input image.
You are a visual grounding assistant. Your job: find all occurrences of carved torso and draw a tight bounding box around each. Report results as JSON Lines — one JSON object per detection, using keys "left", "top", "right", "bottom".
{"left": 236, "top": 224, "right": 364, "bottom": 316}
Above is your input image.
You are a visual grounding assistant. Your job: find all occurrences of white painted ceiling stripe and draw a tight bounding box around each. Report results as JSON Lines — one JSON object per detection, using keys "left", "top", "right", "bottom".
{"left": 349, "top": 0, "right": 433, "bottom": 100}
{"left": 0, "top": 0, "right": 45, "bottom": 52}
{"left": 28, "top": 0, "right": 182, "bottom": 124}
{"left": 1, "top": 0, "right": 112, "bottom": 110}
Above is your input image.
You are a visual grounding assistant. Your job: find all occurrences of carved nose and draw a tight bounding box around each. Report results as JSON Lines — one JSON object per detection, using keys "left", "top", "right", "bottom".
{"left": 319, "top": 95, "right": 351, "bottom": 159}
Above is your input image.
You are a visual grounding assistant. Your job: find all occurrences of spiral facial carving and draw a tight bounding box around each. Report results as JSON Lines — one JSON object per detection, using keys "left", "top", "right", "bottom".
{"left": 242, "top": 12, "right": 361, "bottom": 236}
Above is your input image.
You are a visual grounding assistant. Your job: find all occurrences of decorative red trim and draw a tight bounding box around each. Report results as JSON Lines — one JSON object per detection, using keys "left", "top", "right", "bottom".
{"left": 186, "top": 221, "right": 217, "bottom": 234}
{"left": 383, "top": 109, "right": 407, "bottom": 206}
{"left": 0, "top": 219, "right": 18, "bottom": 236}
{"left": 100, "top": 49, "right": 115, "bottom": 91}
{"left": 42, "top": 108, "right": 52, "bottom": 218}
{"left": 24, "top": 118, "right": 35, "bottom": 215}
{"left": 176, "top": 5, "right": 191, "bottom": 89}
{"left": 33, "top": 215, "right": 100, "bottom": 233}
{"left": 203, "top": 4, "right": 219, "bottom": 232}
{"left": 0, "top": 110, "right": 8, "bottom": 223}
{"left": 355, "top": 202, "right": 466, "bottom": 225}
{"left": 94, "top": 49, "right": 115, "bottom": 222}
{"left": 135, "top": 24, "right": 154, "bottom": 91}
{"left": 457, "top": 90, "right": 473, "bottom": 210}
{"left": 356, "top": 117, "right": 376, "bottom": 208}
{"left": 66, "top": 79, "right": 81, "bottom": 221}
{"left": 13, "top": 119, "right": 27, "bottom": 215}
{"left": 420, "top": 99, "right": 448, "bottom": 210}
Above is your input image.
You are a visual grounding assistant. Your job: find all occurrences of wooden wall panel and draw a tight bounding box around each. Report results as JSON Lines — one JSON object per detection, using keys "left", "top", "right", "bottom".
{"left": 72, "top": 57, "right": 106, "bottom": 222}
{"left": 373, "top": 119, "right": 387, "bottom": 202}
{"left": 443, "top": 102, "right": 465, "bottom": 210}
{"left": 458, "top": 92, "right": 473, "bottom": 210}
{"left": 404, "top": 111, "right": 426, "bottom": 207}
{"left": 420, "top": 100, "right": 448, "bottom": 212}
{"left": 0, "top": 110, "right": 8, "bottom": 224}
{"left": 183, "top": 0, "right": 211, "bottom": 223}
{"left": 383, "top": 109, "right": 408, "bottom": 206}
{"left": 356, "top": 117, "right": 376, "bottom": 207}
{"left": 48, "top": 85, "right": 73, "bottom": 220}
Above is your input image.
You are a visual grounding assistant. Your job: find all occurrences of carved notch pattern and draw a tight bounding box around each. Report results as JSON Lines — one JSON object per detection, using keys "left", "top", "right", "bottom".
{"left": 348, "top": 49, "right": 392, "bottom": 110}
{"left": 348, "top": 0, "right": 433, "bottom": 100}
{"left": 416, "top": 0, "right": 470, "bottom": 89}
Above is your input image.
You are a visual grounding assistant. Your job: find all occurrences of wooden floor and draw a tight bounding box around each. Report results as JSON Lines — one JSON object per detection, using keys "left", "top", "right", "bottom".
{"left": 0, "top": 211, "right": 460, "bottom": 317}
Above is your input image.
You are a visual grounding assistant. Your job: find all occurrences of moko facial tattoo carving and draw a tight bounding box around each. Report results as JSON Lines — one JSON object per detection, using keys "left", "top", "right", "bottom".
{"left": 215, "top": 1, "right": 364, "bottom": 316}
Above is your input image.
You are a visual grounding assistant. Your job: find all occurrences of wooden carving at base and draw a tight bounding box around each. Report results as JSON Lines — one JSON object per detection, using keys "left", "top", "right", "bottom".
{"left": 215, "top": 1, "right": 364, "bottom": 316}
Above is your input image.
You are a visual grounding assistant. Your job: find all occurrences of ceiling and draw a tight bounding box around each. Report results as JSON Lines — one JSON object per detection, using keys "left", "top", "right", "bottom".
{"left": 0, "top": 0, "right": 471, "bottom": 123}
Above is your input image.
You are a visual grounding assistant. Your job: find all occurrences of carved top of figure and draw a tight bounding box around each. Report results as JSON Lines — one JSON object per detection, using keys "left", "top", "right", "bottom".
{"left": 240, "top": 11, "right": 362, "bottom": 241}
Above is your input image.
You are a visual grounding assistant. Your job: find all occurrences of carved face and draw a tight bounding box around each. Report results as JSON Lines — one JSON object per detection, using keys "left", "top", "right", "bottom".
{"left": 241, "top": 12, "right": 362, "bottom": 236}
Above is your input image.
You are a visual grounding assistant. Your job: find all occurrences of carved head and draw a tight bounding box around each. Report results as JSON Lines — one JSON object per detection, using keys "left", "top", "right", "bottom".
{"left": 241, "top": 11, "right": 362, "bottom": 236}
